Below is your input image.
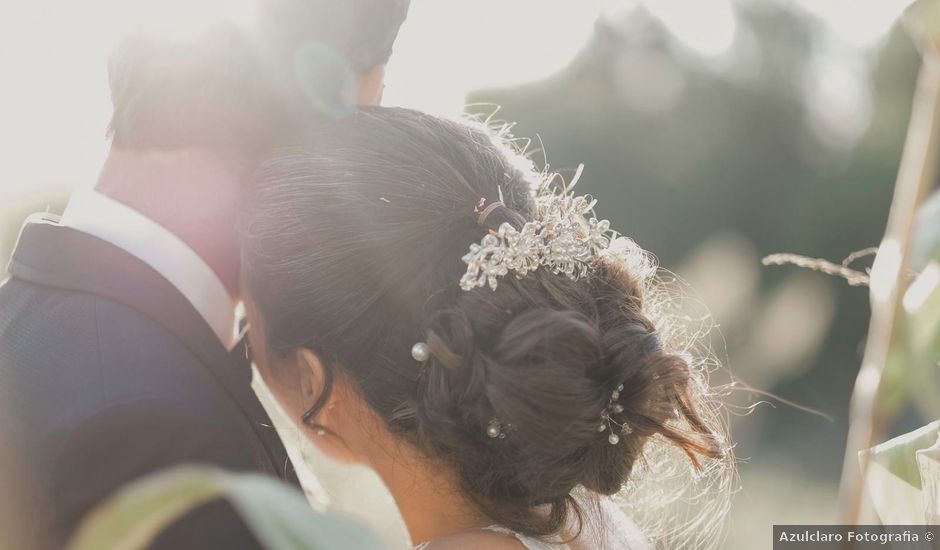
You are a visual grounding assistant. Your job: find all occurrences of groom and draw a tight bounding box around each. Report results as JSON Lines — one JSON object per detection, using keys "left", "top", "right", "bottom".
{"left": 0, "top": 1, "right": 409, "bottom": 548}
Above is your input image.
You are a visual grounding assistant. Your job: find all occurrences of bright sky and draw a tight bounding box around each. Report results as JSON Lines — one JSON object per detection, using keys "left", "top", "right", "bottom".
{"left": 0, "top": 0, "right": 916, "bottom": 200}
{"left": 0, "top": 0, "right": 607, "bottom": 199}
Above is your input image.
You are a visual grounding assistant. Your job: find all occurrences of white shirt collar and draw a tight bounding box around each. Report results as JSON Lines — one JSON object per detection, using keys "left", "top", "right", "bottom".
{"left": 61, "top": 190, "right": 240, "bottom": 350}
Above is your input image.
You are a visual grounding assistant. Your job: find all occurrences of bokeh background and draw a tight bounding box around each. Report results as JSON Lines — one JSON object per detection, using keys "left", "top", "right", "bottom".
{"left": 0, "top": 0, "right": 927, "bottom": 548}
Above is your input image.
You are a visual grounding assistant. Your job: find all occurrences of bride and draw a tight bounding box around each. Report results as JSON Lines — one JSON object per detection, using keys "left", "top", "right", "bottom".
{"left": 239, "top": 107, "right": 731, "bottom": 549}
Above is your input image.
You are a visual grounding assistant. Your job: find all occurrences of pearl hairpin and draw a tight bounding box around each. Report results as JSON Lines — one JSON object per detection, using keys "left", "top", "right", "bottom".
{"left": 411, "top": 342, "right": 430, "bottom": 362}
{"left": 601, "top": 384, "right": 633, "bottom": 445}
{"left": 486, "top": 418, "right": 504, "bottom": 439}
{"left": 409, "top": 339, "right": 630, "bottom": 445}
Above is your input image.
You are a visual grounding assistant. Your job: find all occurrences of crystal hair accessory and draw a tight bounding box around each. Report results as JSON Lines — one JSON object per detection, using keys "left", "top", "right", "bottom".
{"left": 476, "top": 201, "right": 505, "bottom": 226}
{"left": 599, "top": 384, "right": 633, "bottom": 445}
{"left": 459, "top": 168, "right": 619, "bottom": 292}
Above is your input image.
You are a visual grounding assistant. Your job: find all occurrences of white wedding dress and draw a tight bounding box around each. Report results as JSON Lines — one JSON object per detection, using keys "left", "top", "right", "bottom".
{"left": 413, "top": 496, "right": 650, "bottom": 550}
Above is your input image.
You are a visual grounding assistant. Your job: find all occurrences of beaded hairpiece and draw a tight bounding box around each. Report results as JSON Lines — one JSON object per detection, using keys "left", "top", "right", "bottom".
{"left": 459, "top": 182, "right": 615, "bottom": 292}
{"left": 414, "top": 168, "right": 638, "bottom": 444}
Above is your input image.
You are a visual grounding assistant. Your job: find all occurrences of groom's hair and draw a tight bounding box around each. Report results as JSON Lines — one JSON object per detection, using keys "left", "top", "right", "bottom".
{"left": 106, "top": 0, "right": 410, "bottom": 158}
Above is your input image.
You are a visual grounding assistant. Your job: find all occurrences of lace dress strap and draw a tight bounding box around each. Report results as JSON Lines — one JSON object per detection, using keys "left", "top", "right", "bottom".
{"left": 413, "top": 527, "right": 570, "bottom": 550}
{"left": 482, "top": 525, "right": 571, "bottom": 550}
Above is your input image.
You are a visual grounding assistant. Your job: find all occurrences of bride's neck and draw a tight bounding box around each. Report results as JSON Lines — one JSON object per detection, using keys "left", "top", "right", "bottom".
{"left": 369, "top": 443, "right": 486, "bottom": 546}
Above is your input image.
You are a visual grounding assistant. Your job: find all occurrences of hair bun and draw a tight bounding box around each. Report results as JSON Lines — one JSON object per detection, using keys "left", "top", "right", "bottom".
{"left": 485, "top": 308, "right": 609, "bottom": 454}
{"left": 412, "top": 261, "right": 725, "bottom": 536}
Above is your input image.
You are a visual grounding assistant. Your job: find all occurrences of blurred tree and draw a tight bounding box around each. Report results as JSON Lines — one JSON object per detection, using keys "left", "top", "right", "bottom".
{"left": 468, "top": 2, "right": 922, "bottom": 478}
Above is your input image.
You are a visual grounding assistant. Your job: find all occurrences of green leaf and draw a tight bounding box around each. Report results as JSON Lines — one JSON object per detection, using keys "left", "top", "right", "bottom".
{"left": 910, "top": 191, "right": 940, "bottom": 271}
{"left": 861, "top": 422, "right": 939, "bottom": 524}
{"left": 68, "top": 466, "right": 385, "bottom": 550}
{"left": 883, "top": 189, "right": 940, "bottom": 421}
{"left": 223, "top": 471, "right": 383, "bottom": 550}
{"left": 863, "top": 420, "right": 940, "bottom": 490}
{"left": 67, "top": 466, "right": 224, "bottom": 550}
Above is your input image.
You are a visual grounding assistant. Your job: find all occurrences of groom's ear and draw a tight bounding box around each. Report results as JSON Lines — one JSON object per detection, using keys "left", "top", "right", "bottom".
{"left": 355, "top": 65, "right": 386, "bottom": 106}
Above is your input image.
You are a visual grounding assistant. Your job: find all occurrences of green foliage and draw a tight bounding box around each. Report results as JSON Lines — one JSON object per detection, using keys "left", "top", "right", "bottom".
{"left": 883, "top": 189, "right": 940, "bottom": 422}
{"left": 469, "top": 2, "right": 922, "bottom": 476}
{"left": 860, "top": 421, "right": 939, "bottom": 524}
{"left": 68, "top": 466, "right": 385, "bottom": 550}
{"left": 866, "top": 421, "right": 940, "bottom": 490}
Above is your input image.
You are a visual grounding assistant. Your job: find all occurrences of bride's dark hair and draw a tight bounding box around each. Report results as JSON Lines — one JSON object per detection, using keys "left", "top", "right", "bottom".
{"left": 241, "top": 107, "right": 729, "bottom": 540}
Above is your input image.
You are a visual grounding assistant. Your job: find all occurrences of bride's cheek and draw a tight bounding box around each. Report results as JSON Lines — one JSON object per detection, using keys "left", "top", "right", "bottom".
{"left": 309, "top": 423, "right": 363, "bottom": 465}
{"left": 310, "top": 377, "right": 400, "bottom": 467}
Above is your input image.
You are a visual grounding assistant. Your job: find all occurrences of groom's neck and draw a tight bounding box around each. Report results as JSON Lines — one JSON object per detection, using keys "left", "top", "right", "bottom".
{"left": 95, "top": 147, "right": 247, "bottom": 298}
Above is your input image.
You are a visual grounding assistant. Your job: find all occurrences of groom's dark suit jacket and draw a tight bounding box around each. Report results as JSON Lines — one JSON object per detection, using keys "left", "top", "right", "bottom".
{"left": 0, "top": 215, "right": 296, "bottom": 549}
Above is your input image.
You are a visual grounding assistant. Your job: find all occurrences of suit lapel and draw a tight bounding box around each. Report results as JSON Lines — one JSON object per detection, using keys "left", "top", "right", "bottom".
{"left": 9, "top": 215, "right": 230, "bottom": 370}
{"left": 7, "top": 215, "right": 295, "bottom": 483}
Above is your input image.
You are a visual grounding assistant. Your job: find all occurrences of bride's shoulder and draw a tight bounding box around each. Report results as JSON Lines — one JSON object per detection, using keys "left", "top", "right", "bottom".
{"left": 419, "top": 529, "right": 527, "bottom": 550}
{"left": 593, "top": 497, "right": 651, "bottom": 550}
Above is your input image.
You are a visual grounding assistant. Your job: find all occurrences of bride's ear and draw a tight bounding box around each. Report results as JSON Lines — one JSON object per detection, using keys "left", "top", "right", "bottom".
{"left": 296, "top": 348, "right": 333, "bottom": 413}
{"left": 295, "top": 348, "right": 367, "bottom": 464}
